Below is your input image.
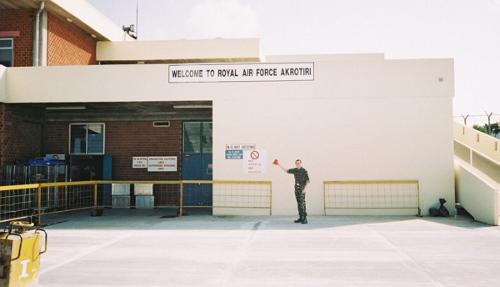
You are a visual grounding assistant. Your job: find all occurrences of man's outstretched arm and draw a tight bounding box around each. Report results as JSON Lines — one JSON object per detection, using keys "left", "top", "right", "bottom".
{"left": 277, "top": 163, "right": 289, "bottom": 173}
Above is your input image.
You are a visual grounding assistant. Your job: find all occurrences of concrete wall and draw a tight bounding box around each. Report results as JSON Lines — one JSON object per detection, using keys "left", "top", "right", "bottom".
{"left": 0, "top": 66, "right": 5, "bottom": 102}
{"left": 97, "top": 39, "right": 262, "bottom": 62}
{"left": 220, "top": 56, "right": 455, "bottom": 215}
{"left": 454, "top": 122, "right": 500, "bottom": 163}
{"left": 3, "top": 54, "right": 455, "bottom": 215}
{"left": 471, "top": 153, "right": 500, "bottom": 183}
{"left": 214, "top": 92, "right": 454, "bottom": 216}
{"left": 455, "top": 158, "right": 499, "bottom": 225}
{"left": 453, "top": 122, "right": 499, "bottom": 183}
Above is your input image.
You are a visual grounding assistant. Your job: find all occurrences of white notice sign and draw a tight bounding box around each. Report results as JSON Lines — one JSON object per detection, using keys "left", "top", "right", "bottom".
{"left": 132, "top": 157, "right": 148, "bottom": 168}
{"left": 225, "top": 143, "right": 256, "bottom": 150}
{"left": 169, "top": 63, "right": 314, "bottom": 83}
{"left": 147, "top": 156, "right": 177, "bottom": 172}
{"left": 243, "top": 150, "right": 267, "bottom": 174}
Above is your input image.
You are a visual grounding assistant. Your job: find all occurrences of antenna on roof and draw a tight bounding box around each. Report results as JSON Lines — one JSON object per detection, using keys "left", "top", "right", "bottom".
{"left": 122, "top": 0, "right": 139, "bottom": 39}
{"left": 135, "top": 0, "right": 139, "bottom": 39}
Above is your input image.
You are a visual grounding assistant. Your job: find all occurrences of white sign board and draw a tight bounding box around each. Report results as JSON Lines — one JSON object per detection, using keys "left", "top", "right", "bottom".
{"left": 147, "top": 156, "right": 177, "bottom": 172}
{"left": 132, "top": 157, "right": 148, "bottom": 169}
{"left": 169, "top": 63, "right": 314, "bottom": 83}
{"left": 45, "top": 154, "right": 65, "bottom": 160}
{"left": 243, "top": 150, "right": 267, "bottom": 174}
{"left": 225, "top": 143, "right": 256, "bottom": 150}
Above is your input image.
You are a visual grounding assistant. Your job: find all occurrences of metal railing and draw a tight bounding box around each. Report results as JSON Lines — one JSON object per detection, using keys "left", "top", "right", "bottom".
{"left": 207, "top": 180, "right": 272, "bottom": 213}
{"left": 0, "top": 180, "right": 273, "bottom": 224}
{"left": 323, "top": 180, "right": 420, "bottom": 216}
{"left": 0, "top": 183, "right": 39, "bottom": 223}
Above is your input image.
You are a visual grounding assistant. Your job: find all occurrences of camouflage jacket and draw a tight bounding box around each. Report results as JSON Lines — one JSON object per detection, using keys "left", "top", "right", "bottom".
{"left": 287, "top": 168, "right": 310, "bottom": 187}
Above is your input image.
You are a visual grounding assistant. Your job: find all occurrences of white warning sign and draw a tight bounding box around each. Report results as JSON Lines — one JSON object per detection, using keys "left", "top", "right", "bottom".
{"left": 243, "top": 150, "right": 267, "bottom": 174}
{"left": 147, "top": 156, "right": 177, "bottom": 172}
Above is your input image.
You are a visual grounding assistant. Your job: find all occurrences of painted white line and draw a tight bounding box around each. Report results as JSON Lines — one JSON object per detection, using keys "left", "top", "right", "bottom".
{"left": 219, "top": 220, "right": 265, "bottom": 287}
{"left": 40, "top": 232, "right": 134, "bottom": 275}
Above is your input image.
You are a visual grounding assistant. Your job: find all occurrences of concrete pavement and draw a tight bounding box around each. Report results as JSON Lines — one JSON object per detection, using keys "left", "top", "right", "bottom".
{"left": 36, "top": 210, "right": 500, "bottom": 287}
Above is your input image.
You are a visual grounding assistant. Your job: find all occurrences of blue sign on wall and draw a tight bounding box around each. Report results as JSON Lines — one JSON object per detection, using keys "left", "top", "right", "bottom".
{"left": 225, "top": 149, "right": 243, "bottom": 159}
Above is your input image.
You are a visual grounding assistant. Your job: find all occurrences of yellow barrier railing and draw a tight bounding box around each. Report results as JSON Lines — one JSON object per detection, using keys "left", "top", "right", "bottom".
{"left": 323, "top": 180, "right": 421, "bottom": 216}
{"left": 0, "top": 180, "right": 272, "bottom": 224}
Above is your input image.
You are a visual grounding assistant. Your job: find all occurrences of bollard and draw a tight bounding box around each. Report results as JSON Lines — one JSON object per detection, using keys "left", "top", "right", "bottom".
{"left": 0, "top": 221, "right": 47, "bottom": 287}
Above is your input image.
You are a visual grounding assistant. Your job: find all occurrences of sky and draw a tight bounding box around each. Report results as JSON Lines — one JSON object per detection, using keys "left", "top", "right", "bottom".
{"left": 88, "top": 0, "right": 500, "bottom": 119}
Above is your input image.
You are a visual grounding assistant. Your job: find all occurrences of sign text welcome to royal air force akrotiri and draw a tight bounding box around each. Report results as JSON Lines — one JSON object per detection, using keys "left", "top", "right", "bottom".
{"left": 168, "top": 63, "right": 314, "bottom": 83}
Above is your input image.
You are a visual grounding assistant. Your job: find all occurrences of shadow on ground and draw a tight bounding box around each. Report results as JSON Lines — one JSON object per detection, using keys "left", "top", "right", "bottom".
{"left": 15, "top": 208, "right": 492, "bottom": 231}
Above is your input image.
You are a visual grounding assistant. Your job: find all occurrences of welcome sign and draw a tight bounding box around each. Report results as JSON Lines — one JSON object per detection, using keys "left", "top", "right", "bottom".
{"left": 168, "top": 62, "right": 314, "bottom": 83}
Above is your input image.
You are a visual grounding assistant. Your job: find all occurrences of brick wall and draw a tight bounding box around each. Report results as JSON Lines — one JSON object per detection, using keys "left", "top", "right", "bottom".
{"left": 106, "top": 121, "right": 182, "bottom": 180}
{"left": 43, "top": 121, "right": 182, "bottom": 180}
{"left": 0, "top": 104, "right": 43, "bottom": 166}
{"left": 0, "top": 10, "right": 98, "bottom": 67}
{"left": 0, "top": 9, "right": 33, "bottom": 67}
{"left": 0, "top": 105, "right": 3, "bottom": 166}
{"left": 47, "top": 13, "right": 96, "bottom": 65}
{"left": 42, "top": 121, "right": 68, "bottom": 154}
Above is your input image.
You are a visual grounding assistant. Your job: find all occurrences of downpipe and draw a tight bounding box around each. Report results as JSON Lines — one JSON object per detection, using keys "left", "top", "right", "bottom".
{"left": 33, "top": 1, "right": 45, "bottom": 67}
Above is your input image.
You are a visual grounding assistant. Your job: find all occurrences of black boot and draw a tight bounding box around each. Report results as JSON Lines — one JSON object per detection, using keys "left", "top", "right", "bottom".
{"left": 301, "top": 216, "right": 308, "bottom": 224}
{"left": 294, "top": 216, "right": 302, "bottom": 223}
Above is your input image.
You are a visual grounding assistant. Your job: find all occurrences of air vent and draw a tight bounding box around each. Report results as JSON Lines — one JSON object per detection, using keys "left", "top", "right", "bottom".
{"left": 153, "top": 121, "right": 170, "bottom": 128}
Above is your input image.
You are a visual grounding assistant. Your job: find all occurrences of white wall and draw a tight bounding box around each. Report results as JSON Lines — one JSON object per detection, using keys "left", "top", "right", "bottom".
{"left": 213, "top": 56, "right": 455, "bottom": 215}
{"left": 455, "top": 158, "right": 499, "bottom": 225}
{"left": 0, "top": 65, "right": 6, "bottom": 102}
{"left": 97, "top": 39, "right": 262, "bottom": 62}
{"left": 4, "top": 54, "right": 455, "bottom": 216}
{"left": 454, "top": 122, "right": 500, "bottom": 163}
{"left": 213, "top": 92, "right": 454, "bottom": 216}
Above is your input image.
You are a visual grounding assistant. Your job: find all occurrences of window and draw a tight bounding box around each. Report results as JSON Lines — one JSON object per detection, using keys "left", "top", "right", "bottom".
{"left": 201, "top": 122, "right": 213, "bottom": 153}
{"left": 69, "top": 123, "right": 105, "bottom": 154}
{"left": 0, "top": 38, "right": 13, "bottom": 67}
{"left": 183, "top": 122, "right": 201, "bottom": 154}
{"left": 182, "top": 122, "right": 212, "bottom": 154}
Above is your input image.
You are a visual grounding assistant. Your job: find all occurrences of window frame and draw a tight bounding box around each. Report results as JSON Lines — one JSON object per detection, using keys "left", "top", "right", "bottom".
{"left": 0, "top": 38, "right": 14, "bottom": 67}
{"left": 182, "top": 121, "right": 213, "bottom": 154}
{"left": 182, "top": 122, "right": 202, "bottom": 154}
{"left": 69, "top": 123, "right": 106, "bottom": 155}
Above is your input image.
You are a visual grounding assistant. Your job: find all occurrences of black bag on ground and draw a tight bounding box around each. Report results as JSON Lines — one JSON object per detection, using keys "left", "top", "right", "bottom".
{"left": 429, "top": 198, "right": 450, "bottom": 217}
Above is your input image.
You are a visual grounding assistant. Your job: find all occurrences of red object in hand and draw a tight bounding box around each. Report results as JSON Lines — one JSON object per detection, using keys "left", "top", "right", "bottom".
{"left": 273, "top": 159, "right": 279, "bottom": 165}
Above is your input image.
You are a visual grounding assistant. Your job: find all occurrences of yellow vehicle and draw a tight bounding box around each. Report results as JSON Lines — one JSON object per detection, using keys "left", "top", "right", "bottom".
{"left": 0, "top": 221, "right": 47, "bottom": 287}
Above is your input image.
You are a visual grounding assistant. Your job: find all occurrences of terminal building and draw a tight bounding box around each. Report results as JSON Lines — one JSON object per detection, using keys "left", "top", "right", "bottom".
{"left": 0, "top": 0, "right": 458, "bottom": 217}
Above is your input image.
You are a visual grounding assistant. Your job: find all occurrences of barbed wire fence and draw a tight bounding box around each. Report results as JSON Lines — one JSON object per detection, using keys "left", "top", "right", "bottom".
{"left": 454, "top": 112, "right": 500, "bottom": 138}
{"left": 454, "top": 112, "right": 499, "bottom": 126}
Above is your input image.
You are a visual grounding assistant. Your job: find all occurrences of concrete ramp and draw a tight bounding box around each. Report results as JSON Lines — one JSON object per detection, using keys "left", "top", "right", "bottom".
{"left": 455, "top": 158, "right": 499, "bottom": 225}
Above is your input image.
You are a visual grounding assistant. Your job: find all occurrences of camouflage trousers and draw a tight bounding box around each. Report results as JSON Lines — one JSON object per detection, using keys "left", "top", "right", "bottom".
{"left": 294, "top": 183, "right": 307, "bottom": 218}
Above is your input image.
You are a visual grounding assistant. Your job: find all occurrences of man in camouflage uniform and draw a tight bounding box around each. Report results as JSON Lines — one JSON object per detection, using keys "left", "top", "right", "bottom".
{"left": 276, "top": 159, "right": 310, "bottom": 224}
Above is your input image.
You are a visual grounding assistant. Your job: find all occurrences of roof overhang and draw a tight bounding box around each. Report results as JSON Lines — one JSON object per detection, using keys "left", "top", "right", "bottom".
{"left": 0, "top": 0, "right": 133, "bottom": 41}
